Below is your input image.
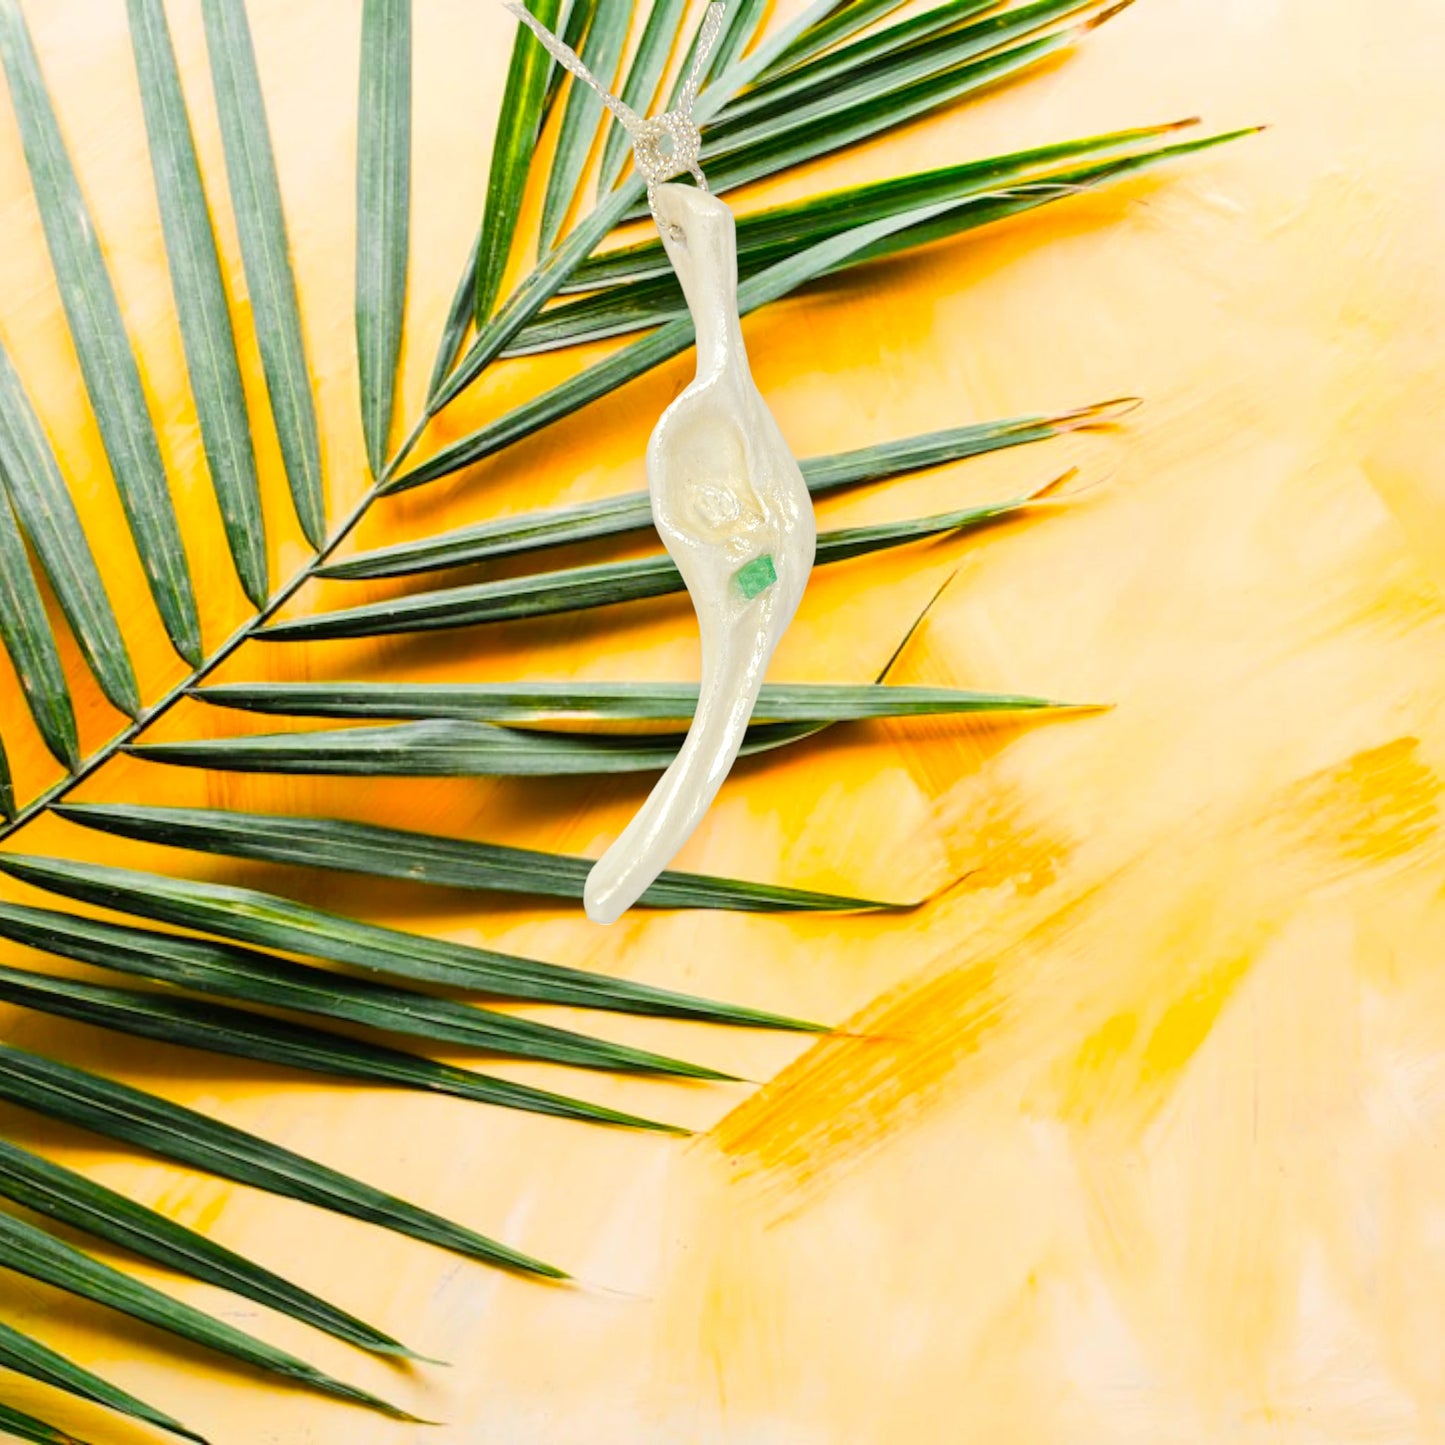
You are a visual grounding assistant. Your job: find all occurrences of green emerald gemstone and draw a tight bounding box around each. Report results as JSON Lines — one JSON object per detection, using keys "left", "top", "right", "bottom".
{"left": 733, "top": 553, "right": 777, "bottom": 600}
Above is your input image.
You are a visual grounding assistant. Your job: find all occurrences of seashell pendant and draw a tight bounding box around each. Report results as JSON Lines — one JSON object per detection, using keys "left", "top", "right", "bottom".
{"left": 503, "top": 3, "right": 817, "bottom": 924}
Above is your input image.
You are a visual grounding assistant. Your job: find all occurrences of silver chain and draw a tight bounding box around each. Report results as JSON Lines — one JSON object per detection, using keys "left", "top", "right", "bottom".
{"left": 503, "top": 1, "right": 727, "bottom": 221}
{"left": 674, "top": 3, "right": 727, "bottom": 119}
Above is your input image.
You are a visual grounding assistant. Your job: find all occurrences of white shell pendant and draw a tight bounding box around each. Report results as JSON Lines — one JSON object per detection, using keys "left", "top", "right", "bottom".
{"left": 586, "top": 181, "right": 817, "bottom": 924}
{"left": 503, "top": 4, "right": 817, "bottom": 925}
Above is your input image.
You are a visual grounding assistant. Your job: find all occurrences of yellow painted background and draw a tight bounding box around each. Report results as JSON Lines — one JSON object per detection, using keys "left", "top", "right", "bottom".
{"left": 0, "top": 0, "right": 1443, "bottom": 1440}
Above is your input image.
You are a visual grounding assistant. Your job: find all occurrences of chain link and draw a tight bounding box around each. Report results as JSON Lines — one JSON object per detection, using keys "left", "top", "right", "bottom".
{"left": 502, "top": 1, "right": 726, "bottom": 222}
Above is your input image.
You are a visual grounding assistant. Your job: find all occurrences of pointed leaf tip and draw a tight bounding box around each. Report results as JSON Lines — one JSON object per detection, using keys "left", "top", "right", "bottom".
{"left": 0, "top": 1041, "right": 568, "bottom": 1278}
{"left": 0, "top": 1131, "right": 417, "bottom": 1359}
{"left": 1084, "top": 0, "right": 1140, "bottom": 31}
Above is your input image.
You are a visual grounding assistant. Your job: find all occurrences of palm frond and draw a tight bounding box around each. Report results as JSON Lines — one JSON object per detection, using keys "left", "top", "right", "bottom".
{"left": 0, "top": 1212, "right": 414, "bottom": 1420}
{"left": 0, "top": 481, "right": 78, "bottom": 770}
{"left": 0, "top": 0, "right": 1249, "bottom": 1433}
{"left": 128, "top": 0, "right": 269, "bottom": 607}
{"left": 0, "top": 952, "right": 710, "bottom": 1112}
{"left": 551, "top": 0, "right": 601, "bottom": 105}
{"left": 0, "top": 737, "right": 13, "bottom": 823}
{"left": 0, "top": 0, "right": 201, "bottom": 664}
{"left": 705, "top": 0, "right": 1105, "bottom": 153}
{"left": 269, "top": 482, "right": 1059, "bottom": 638}
{"left": 356, "top": 0, "right": 411, "bottom": 476}
{"left": 540, "top": 0, "right": 630, "bottom": 250}
{"left": 130, "top": 717, "right": 832, "bottom": 778}
{"left": 597, "top": 0, "right": 686, "bottom": 191}
{"left": 826, "top": 128, "right": 1254, "bottom": 273}
{"left": 719, "top": 0, "right": 1024, "bottom": 126}
{"left": 201, "top": 0, "right": 326, "bottom": 545}
{"left": 396, "top": 193, "right": 1036, "bottom": 489}
{"left": 475, "top": 0, "right": 565, "bottom": 325}
{"left": 329, "top": 403, "right": 1121, "bottom": 576}
{"left": 760, "top": 0, "right": 923, "bottom": 75}
{"left": 556, "top": 118, "right": 1196, "bottom": 290}
{"left": 0, "top": 345, "right": 139, "bottom": 719}
{"left": 0, "top": 1318, "right": 198, "bottom": 1442}
{"left": 0, "top": 1397, "right": 98, "bottom": 1445}
{"left": 698, "top": 21, "right": 1093, "bottom": 200}
{"left": 698, "top": 0, "right": 771, "bottom": 81}
{"left": 0, "top": 1043, "right": 563, "bottom": 1277}
{"left": 427, "top": 230, "right": 482, "bottom": 403}
{"left": 0, "top": 855, "right": 818, "bottom": 1026}
{"left": 132, "top": 683, "right": 1072, "bottom": 777}
{"left": 49, "top": 803, "right": 896, "bottom": 911}
{"left": 2, "top": 945, "right": 727, "bottom": 1081}
{"left": 190, "top": 679, "right": 1066, "bottom": 725}
{"left": 0, "top": 1138, "right": 415, "bottom": 1359}
{"left": 425, "top": 0, "right": 861, "bottom": 415}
